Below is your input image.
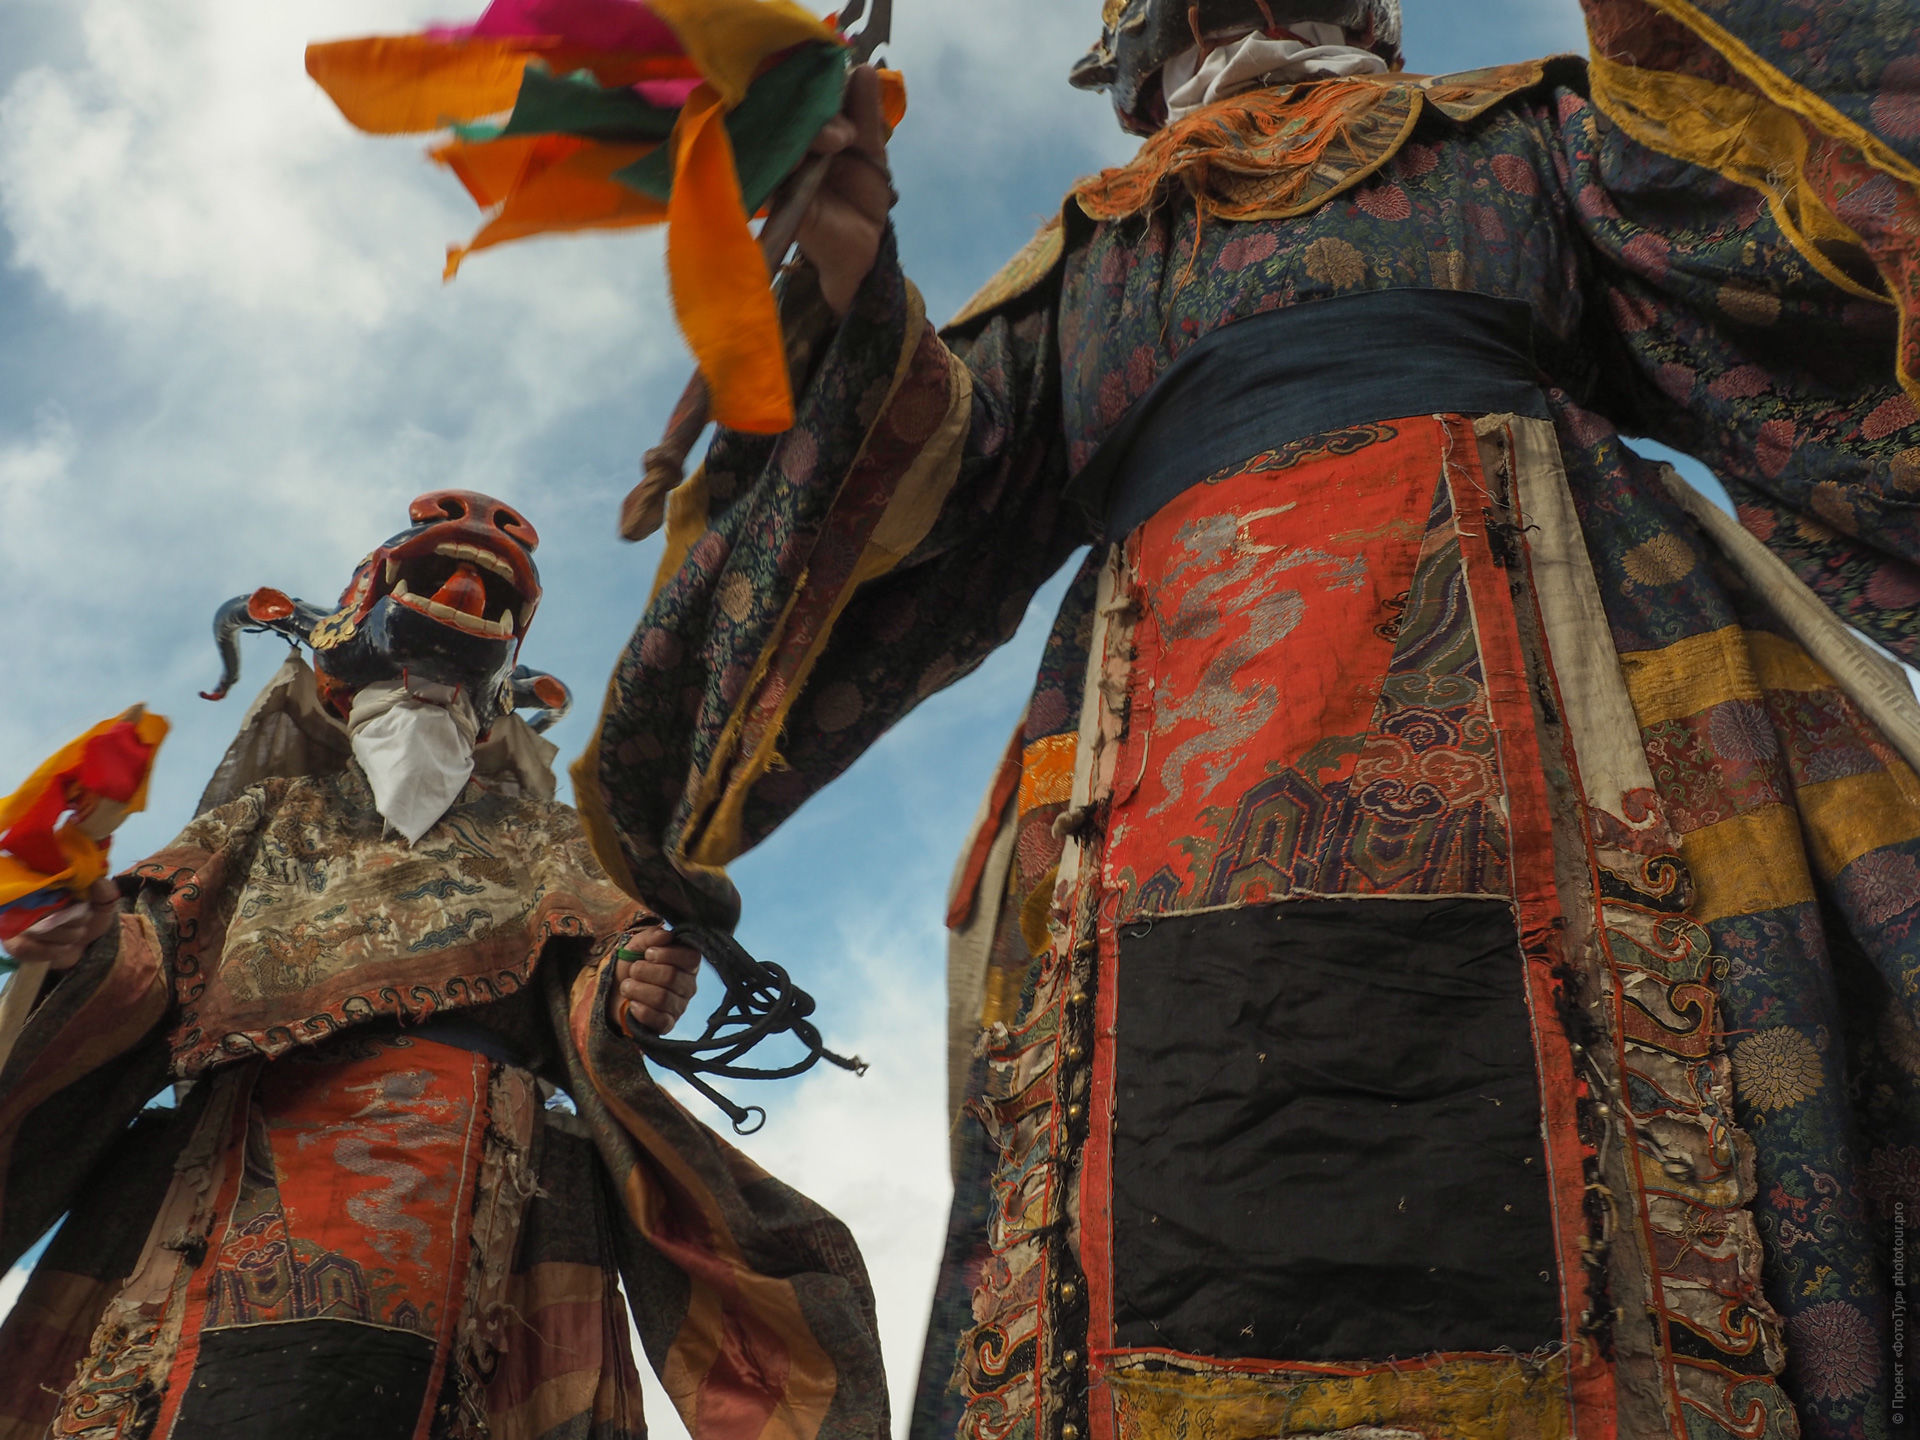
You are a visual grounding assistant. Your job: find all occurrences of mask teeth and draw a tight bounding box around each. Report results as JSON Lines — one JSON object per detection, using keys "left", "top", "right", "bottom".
{"left": 431, "top": 563, "right": 488, "bottom": 619}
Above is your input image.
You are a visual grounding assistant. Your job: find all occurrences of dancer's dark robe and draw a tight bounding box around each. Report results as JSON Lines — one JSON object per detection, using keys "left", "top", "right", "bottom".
{"left": 578, "top": 1, "right": 1920, "bottom": 1435}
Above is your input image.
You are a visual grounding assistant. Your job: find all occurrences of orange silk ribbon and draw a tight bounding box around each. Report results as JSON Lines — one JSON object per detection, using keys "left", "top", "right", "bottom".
{"left": 668, "top": 86, "right": 790, "bottom": 433}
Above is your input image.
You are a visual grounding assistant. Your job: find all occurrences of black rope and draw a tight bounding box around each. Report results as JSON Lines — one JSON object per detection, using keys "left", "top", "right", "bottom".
{"left": 630, "top": 924, "right": 865, "bottom": 1134}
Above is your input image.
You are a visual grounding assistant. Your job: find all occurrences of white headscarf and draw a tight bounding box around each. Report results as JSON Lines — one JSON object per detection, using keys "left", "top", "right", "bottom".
{"left": 348, "top": 679, "right": 481, "bottom": 846}
{"left": 1162, "top": 22, "right": 1388, "bottom": 124}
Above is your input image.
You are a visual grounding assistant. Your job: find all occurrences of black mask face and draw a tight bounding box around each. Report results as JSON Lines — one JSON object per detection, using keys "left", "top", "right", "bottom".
{"left": 202, "top": 489, "right": 572, "bottom": 734}
{"left": 1071, "top": 0, "right": 1403, "bottom": 134}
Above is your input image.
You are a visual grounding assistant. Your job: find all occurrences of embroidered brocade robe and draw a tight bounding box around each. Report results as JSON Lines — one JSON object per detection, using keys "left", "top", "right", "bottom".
{"left": 0, "top": 764, "right": 888, "bottom": 1440}
{"left": 578, "top": 1, "right": 1920, "bottom": 1437}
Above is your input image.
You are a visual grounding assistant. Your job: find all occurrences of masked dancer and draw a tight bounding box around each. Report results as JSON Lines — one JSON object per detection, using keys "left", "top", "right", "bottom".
{"left": 0, "top": 490, "right": 887, "bottom": 1440}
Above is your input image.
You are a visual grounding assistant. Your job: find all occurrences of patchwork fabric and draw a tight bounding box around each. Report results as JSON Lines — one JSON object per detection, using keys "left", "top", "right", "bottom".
{"left": 151, "top": 1036, "right": 493, "bottom": 1440}
{"left": 914, "top": 559, "right": 1102, "bottom": 1440}
{"left": 1067, "top": 416, "right": 1632, "bottom": 1438}
{"left": 1104, "top": 426, "right": 1508, "bottom": 917}
{"left": 1614, "top": 600, "right": 1920, "bottom": 1437}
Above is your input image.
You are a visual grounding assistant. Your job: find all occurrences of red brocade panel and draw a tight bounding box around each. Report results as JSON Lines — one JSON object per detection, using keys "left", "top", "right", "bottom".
{"left": 155, "top": 1036, "right": 492, "bottom": 1440}
{"left": 1101, "top": 421, "right": 1511, "bottom": 920}
{"left": 1082, "top": 417, "right": 1612, "bottom": 1434}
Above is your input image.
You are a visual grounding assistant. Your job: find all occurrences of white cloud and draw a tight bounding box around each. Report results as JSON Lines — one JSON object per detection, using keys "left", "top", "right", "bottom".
{"left": 0, "top": 405, "right": 76, "bottom": 546}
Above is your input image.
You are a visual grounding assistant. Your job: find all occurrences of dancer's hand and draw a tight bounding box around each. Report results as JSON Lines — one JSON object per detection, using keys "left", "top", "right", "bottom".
{"left": 612, "top": 923, "right": 701, "bottom": 1036}
{"left": 3, "top": 879, "right": 119, "bottom": 972}
{"left": 796, "top": 65, "right": 895, "bottom": 315}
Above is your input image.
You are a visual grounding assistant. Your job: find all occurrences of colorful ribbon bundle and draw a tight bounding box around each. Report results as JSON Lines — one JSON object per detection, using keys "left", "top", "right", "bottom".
{"left": 308, "top": 0, "right": 905, "bottom": 434}
{"left": 0, "top": 708, "right": 168, "bottom": 951}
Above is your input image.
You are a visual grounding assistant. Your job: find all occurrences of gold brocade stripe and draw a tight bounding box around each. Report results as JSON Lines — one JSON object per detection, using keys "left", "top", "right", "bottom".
{"left": 1797, "top": 767, "right": 1920, "bottom": 882}
{"left": 982, "top": 954, "right": 1027, "bottom": 1032}
{"left": 1017, "top": 734, "right": 1077, "bottom": 814}
{"left": 1618, "top": 0, "right": 1920, "bottom": 403}
{"left": 568, "top": 725, "right": 652, "bottom": 906}
{"left": 1617, "top": 625, "right": 1763, "bottom": 727}
{"left": 947, "top": 216, "right": 1066, "bottom": 333}
{"left": 1679, "top": 805, "right": 1815, "bottom": 924}
{"left": 1587, "top": 54, "right": 1886, "bottom": 305}
{"left": 1105, "top": 1351, "right": 1571, "bottom": 1440}
{"left": 1617, "top": 624, "right": 1920, "bottom": 905}
{"left": 1747, "top": 627, "right": 1849, "bottom": 694}
{"left": 1015, "top": 865, "right": 1060, "bottom": 973}
{"left": 1614, "top": 623, "right": 1873, "bottom": 722}
{"left": 650, "top": 462, "right": 713, "bottom": 604}
{"left": 1627, "top": 0, "right": 1920, "bottom": 196}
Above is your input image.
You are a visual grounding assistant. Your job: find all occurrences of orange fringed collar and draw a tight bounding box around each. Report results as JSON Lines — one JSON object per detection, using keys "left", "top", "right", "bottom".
{"left": 1073, "top": 59, "right": 1565, "bottom": 224}
{"left": 947, "top": 58, "right": 1576, "bottom": 333}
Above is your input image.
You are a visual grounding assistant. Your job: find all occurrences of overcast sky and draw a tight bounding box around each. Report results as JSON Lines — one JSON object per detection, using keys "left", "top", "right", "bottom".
{"left": 0, "top": 0, "right": 1599, "bottom": 1431}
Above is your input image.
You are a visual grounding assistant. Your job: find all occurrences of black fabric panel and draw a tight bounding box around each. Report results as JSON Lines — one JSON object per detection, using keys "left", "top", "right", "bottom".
{"left": 40, "top": 1099, "right": 203, "bottom": 1283}
{"left": 1110, "top": 898, "right": 1561, "bottom": 1360}
{"left": 0, "top": 1036, "right": 173, "bottom": 1269}
{"left": 1067, "top": 288, "right": 1550, "bottom": 538}
{"left": 169, "top": 1320, "right": 434, "bottom": 1440}
{"left": 519, "top": 1121, "right": 619, "bottom": 1269}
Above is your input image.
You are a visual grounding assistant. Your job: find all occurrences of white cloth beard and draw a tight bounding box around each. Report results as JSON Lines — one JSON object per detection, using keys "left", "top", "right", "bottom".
{"left": 348, "top": 680, "right": 480, "bottom": 846}
{"left": 1161, "top": 25, "right": 1388, "bottom": 124}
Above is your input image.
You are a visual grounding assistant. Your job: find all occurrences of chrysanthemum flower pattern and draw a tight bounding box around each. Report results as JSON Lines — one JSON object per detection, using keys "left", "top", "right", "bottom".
{"left": 1788, "top": 1301, "right": 1881, "bottom": 1401}
{"left": 1732, "top": 1026, "right": 1825, "bottom": 1113}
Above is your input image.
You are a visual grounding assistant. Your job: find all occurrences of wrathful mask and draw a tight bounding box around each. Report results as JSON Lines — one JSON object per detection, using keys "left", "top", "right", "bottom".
{"left": 1071, "top": 0, "right": 1403, "bottom": 133}
{"left": 201, "top": 489, "right": 571, "bottom": 734}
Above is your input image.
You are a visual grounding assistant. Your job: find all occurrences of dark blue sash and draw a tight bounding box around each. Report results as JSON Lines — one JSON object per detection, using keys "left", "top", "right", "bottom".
{"left": 1070, "top": 288, "right": 1551, "bottom": 539}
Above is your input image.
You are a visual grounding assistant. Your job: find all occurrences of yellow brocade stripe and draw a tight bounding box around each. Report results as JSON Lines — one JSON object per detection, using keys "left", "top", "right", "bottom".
{"left": 650, "top": 464, "right": 713, "bottom": 604}
{"left": 1679, "top": 806, "right": 1816, "bottom": 924}
{"left": 982, "top": 947, "right": 1028, "bottom": 1030}
{"left": 1618, "top": 624, "right": 1920, "bottom": 917}
{"left": 1797, "top": 768, "right": 1920, "bottom": 882}
{"left": 1016, "top": 866, "right": 1059, "bottom": 969}
{"left": 1618, "top": 625, "right": 1763, "bottom": 728}
{"left": 1588, "top": 54, "right": 1886, "bottom": 305}
{"left": 1105, "top": 1350, "right": 1571, "bottom": 1440}
{"left": 947, "top": 216, "right": 1066, "bottom": 333}
{"left": 1747, "top": 627, "right": 1851, "bottom": 694}
{"left": 1628, "top": 0, "right": 1920, "bottom": 196}
{"left": 1623, "top": 622, "right": 1897, "bottom": 713}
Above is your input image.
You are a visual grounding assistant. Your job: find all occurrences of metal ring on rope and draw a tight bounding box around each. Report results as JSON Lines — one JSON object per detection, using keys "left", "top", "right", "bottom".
{"left": 627, "top": 925, "right": 866, "bottom": 1134}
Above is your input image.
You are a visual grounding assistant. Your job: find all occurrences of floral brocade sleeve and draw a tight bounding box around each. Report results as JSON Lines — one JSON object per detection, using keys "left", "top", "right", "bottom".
{"left": 1570, "top": 0, "right": 1920, "bottom": 661}
{"left": 579, "top": 230, "right": 1082, "bottom": 928}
